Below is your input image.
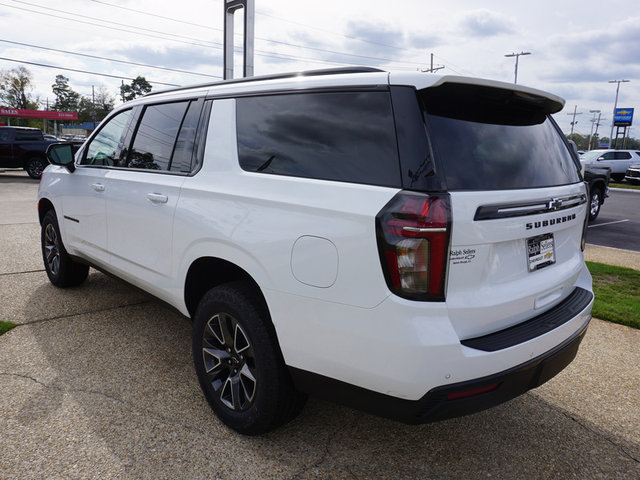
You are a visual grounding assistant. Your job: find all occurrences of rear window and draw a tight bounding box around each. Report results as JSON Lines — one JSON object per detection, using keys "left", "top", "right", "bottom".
{"left": 420, "top": 85, "right": 581, "bottom": 190}
{"left": 236, "top": 91, "right": 401, "bottom": 187}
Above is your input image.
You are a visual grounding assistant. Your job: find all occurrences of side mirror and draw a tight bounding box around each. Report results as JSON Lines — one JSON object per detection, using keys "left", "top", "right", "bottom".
{"left": 46, "top": 143, "right": 76, "bottom": 173}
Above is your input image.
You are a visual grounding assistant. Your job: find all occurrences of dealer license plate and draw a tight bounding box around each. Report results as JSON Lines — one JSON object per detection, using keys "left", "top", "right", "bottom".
{"left": 527, "top": 233, "right": 556, "bottom": 272}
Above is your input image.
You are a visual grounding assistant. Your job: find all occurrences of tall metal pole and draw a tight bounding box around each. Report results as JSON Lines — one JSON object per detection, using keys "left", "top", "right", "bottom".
{"left": 505, "top": 51, "right": 531, "bottom": 84}
{"left": 223, "top": 0, "right": 255, "bottom": 80}
{"left": 608, "top": 79, "right": 630, "bottom": 148}
{"left": 92, "top": 85, "right": 96, "bottom": 130}
{"left": 588, "top": 110, "right": 600, "bottom": 151}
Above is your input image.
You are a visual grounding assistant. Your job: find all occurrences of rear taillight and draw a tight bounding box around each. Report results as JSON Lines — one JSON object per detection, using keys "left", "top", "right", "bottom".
{"left": 376, "top": 191, "right": 451, "bottom": 301}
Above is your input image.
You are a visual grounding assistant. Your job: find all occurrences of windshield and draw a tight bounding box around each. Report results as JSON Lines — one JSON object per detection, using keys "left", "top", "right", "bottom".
{"left": 580, "top": 150, "right": 605, "bottom": 161}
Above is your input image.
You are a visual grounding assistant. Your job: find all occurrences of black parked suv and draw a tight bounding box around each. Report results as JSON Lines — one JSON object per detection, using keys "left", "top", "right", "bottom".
{"left": 0, "top": 126, "right": 59, "bottom": 178}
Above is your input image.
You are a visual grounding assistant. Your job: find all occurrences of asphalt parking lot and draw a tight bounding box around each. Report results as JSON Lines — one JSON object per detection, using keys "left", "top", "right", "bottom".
{"left": 587, "top": 188, "right": 640, "bottom": 252}
{"left": 1, "top": 171, "right": 639, "bottom": 480}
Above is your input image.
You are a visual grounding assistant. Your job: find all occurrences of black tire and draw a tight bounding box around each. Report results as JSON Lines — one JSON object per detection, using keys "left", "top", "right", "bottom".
{"left": 26, "top": 156, "right": 47, "bottom": 179}
{"left": 192, "top": 282, "right": 306, "bottom": 435}
{"left": 588, "top": 187, "right": 602, "bottom": 221}
{"left": 41, "top": 210, "right": 89, "bottom": 287}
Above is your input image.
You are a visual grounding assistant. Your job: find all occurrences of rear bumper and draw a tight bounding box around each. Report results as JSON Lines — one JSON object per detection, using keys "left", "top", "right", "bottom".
{"left": 290, "top": 317, "right": 590, "bottom": 424}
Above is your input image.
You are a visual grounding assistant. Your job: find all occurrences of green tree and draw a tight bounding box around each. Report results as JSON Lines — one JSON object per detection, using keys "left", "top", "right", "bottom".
{"left": 0, "top": 66, "right": 34, "bottom": 109}
{"left": 77, "top": 87, "right": 115, "bottom": 124}
{"left": 52, "top": 75, "right": 81, "bottom": 112}
{"left": 94, "top": 86, "right": 115, "bottom": 120}
{"left": 566, "top": 133, "right": 588, "bottom": 151}
{"left": 0, "top": 66, "right": 41, "bottom": 126}
{"left": 120, "top": 76, "right": 152, "bottom": 102}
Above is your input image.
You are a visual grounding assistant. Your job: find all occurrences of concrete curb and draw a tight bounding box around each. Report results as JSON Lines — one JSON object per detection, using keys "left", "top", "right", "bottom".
{"left": 584, "top": 244, "right": 640, "bottom": 270}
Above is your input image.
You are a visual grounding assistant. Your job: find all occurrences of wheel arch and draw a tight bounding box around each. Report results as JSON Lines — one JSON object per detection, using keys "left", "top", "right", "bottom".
{"left": 184, "top": 256, "right": 270, "bottom": 320}
{"left": 21, "top": 150, "right": 48, "bottom": 166}
{"left": 588, "top": 180, "right": 605, "bottom": 201}
{"left": 38, "top": 198, "right": 55, "bottom": 225}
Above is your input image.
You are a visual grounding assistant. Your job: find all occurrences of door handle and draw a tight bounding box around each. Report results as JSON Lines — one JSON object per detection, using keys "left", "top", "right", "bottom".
{"left": 91, "top": 183, "right": 105, "bottom": 192}
{"left": 147, "top": 193, "right": 168, "bottom": 204}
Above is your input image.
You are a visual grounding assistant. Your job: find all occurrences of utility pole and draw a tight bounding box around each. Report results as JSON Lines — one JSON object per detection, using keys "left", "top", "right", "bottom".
{"left": 420, "top": 53, "right": 444, "bottom": 73}
{"left": 504, "top": 51, "right": 531, "bottom": 84}
{"left": 608, "top": 79, "right": 630, "bottom": 148}
{"left": 567, "top": 105, "right": 582, "bottom": 136}
{"left": 92, "top": 85, "right": 96, "bottom": 130}
{"left": 587, "top": 110, "right": 601, "bottom": 151}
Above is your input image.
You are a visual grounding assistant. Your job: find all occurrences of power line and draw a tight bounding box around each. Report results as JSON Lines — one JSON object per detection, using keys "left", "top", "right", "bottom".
{"left": 0, "top": 39, "right": 221, "bottom": 79}
{"left": 6, "top": 0, "right": 422, "bottom": 68}
{"left": 88, "top": 0, "right": 414, "bottom": 58}
{"left": 255, "top": 10, "right": 405, "bottom": 51}
{"left": 0, "top": 56, "right": 181, "bottom": 86}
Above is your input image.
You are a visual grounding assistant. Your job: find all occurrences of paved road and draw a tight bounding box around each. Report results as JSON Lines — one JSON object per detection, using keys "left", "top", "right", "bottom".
{"left": 587, "top": 188, "right": 640, "bottom": 252}
{"left": 1, "top": 172, "right": 639, "bottom": 480}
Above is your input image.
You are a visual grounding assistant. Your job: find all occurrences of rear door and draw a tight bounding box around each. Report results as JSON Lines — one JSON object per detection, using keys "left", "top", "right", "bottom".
{"left": 417, "top": 83, "right": 586, "bottom": 339}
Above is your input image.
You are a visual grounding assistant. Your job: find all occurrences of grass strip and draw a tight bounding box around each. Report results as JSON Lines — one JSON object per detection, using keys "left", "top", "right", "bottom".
{"left": 586, "top": 261, "right": 640, "bottom": 329}
{"left": 0, "top": 321, "right": 17, "bottom": 336}
{"left": 610, "top": 182, "right": 640, "bottom": 190}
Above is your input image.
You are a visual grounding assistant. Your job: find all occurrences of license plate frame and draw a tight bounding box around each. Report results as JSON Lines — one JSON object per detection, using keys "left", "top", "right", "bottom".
{"left": 527, "top": 233, "right": 556, "bottom": 272}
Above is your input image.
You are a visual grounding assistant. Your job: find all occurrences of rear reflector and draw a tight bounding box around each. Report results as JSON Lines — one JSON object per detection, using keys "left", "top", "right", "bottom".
{"left": 446, "top": 383, "right": 500, "bottom": 400}
{"left": 376, "top": 191, "right": 451, "bottom": 301}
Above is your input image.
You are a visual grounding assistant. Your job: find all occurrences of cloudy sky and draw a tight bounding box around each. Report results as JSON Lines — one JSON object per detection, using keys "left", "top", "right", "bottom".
{"left": 1, "top": 0, "right": 638, "bottom": 138}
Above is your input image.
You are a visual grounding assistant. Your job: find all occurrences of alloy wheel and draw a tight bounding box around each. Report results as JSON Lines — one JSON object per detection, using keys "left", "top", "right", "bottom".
{"left": 44, "top": 223, "right": 61, "bottom": 276}
{"left": 202, "top": 313, "right": 257, "bottom": 411}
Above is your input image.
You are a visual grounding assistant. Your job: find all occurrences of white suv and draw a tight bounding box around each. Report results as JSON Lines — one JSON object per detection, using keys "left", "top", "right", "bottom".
{"left": 39, "top": 67, "right": 593, "bottom": 434}
{"left": 580, "top": 149, "right": 640, "bottom": 182}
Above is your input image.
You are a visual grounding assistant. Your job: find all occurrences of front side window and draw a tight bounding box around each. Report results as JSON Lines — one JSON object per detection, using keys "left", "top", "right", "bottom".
{"left": 128, "top": 101, "right": 190, "bottom": 171}
{"left": 236, "top": 91, "right": 401, "bottom": 187}
{"left": 83, "top": 109, "right": 132, "bottom": 166}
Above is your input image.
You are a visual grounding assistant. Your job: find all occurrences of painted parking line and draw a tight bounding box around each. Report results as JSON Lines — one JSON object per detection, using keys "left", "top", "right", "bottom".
{"left": 588, "top": 219, "right": 630, "bottom": 229}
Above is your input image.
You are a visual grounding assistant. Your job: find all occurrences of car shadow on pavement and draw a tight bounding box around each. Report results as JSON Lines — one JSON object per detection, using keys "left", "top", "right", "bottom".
{"left": 3, "top": 283, "right": 639, "bottom": 480}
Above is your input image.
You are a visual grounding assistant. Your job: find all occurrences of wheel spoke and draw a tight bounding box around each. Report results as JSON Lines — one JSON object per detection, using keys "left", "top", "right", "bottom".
{"left": 219, "top": 376, "right": 233, "bottom": 409}
{"left": 230, "top": 375, "right": 243, "bottom": 410}
{"left": 206, "top": 314, "right": 226, "bottom": 345}
{"left": 234, "top": 323, "right": 250, "bottom": 354}
{"left": 239, "top": 364, "right": 256, "bottom": 402}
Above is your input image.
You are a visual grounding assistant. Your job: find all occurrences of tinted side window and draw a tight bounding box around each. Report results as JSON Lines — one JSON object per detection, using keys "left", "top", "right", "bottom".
{"left": 83, "top": 109, "right": 132, "bottom": 166}
{"left": 600, "top": 153, "right": 615, "bottom": 160}
{"left": 236, "top": 91, "right": 401, "bottom": 187}
{"left": 614, "top": 152, "right": 631, "bottom": 160}
{"left": 128, "top": 102, "right": 189, "bottom": 171}
{"left": 0, "top": 130, "right": 10, "bottom": 142}
{"left": 15, "top": 130, "right": 42, "bottom": 141}
{"left": 170, "top": 101, "right": 201, "bottom": 173}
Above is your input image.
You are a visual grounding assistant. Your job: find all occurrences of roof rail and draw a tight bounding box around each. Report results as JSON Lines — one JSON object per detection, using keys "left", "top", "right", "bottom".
{"left": 144, "top": 66, "right": 385, "bottom": 97}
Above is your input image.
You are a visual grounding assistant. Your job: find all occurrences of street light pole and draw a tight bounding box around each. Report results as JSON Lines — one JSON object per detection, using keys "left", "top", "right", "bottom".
{"left": 505, "top": 51, "right": 531, "bottom": 84}
{"left": 608, "top": 79, "right": 630, "bottom": 148}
